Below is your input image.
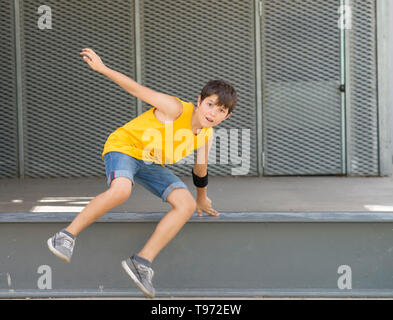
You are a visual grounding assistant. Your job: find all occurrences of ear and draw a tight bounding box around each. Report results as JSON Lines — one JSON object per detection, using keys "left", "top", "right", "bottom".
{"left": 224, "top": 111, "right": 232, "bottom": 120}
{"left": 197, "top": 95, "right": 201, "bottom": 107}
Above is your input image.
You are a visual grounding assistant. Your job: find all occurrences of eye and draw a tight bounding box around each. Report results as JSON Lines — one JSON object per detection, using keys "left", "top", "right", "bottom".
{"left": 220, "top": 109, "right": 226, "bottom": 113}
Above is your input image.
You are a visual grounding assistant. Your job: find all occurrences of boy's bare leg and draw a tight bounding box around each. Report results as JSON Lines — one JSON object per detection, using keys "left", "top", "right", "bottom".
{"left": 137, "top": 188, "right": 196, "bottom": 263}
{"left": 65, "top": 177, "right": 132, "bottom": 236}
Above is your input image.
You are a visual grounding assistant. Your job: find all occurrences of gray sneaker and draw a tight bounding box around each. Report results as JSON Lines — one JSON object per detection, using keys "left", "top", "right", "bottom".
{"left": 47, "top": 230, "right": 75, "bottom": 263}
{"left": 121, "top": 256, "right": 155, "bottom": 298}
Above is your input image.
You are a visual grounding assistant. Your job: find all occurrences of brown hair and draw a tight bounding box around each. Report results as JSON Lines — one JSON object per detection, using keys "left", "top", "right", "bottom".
{"left": 200, "top": 80, "right": 237, "bottom": 114}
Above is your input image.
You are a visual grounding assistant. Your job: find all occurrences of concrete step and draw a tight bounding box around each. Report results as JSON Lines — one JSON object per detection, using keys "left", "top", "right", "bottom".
{"left": 0, "top": 211, "right": 392, "bottom": 298}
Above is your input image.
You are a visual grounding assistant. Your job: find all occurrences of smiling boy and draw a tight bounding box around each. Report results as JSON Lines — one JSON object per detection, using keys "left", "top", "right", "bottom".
{"left": 47, "top": 48, "right": 237, "bottom": 298}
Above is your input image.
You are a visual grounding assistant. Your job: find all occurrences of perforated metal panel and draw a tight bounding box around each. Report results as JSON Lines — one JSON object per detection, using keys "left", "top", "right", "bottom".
{"left": 20, "top": 0, "right": 136, "bottom": 178}
{"left": 0, "top": 0, "right": 18, "bottom": 178}
{"left": 346, "top": 0, "right": 378, "bottom": 176}
{"left": 3, "top": 0, "right": 381, "bottom": 181}
{"left": 262, "top": 0, "right": 343, "bottom": 176}
{"left": 139, "top": 0, "right": 257, "bottom": 176}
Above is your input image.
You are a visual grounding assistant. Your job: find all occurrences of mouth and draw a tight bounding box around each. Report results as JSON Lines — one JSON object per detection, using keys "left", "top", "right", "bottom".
{"left": 205, "top": 116, "right": 214, "bottom": 123}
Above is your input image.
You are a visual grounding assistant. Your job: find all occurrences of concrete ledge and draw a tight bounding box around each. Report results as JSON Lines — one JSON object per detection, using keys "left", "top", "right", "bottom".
{"left": 1, "top": 214, "right": 392, "bottom": 298}
{"left": 1, "top": 211, "right": 393, "bottom": 223}
{"left": 4, "top": 174, "right": 393, "bottom": 214}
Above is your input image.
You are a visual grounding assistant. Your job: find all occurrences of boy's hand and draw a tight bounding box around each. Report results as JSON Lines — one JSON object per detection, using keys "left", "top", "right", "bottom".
{"left": 196, "top": 196, "right": 219, "bottom": 217}
{"left": 80, "top": 48, "right": 106, "bottom": 73}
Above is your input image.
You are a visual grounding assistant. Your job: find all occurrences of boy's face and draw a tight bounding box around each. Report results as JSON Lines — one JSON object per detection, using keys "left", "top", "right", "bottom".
{"left": 197, "top": 94, "right": 232, "bottom": 128}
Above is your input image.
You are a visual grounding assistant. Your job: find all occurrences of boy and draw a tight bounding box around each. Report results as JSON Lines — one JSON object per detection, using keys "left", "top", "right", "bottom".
{"left": 47, "top": 48, "right": 237, "bottom": 298}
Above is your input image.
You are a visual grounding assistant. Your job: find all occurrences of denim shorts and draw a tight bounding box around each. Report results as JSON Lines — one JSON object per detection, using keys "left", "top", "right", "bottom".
{"left": 104, "top": 151, "right": 188, "bottom": 202}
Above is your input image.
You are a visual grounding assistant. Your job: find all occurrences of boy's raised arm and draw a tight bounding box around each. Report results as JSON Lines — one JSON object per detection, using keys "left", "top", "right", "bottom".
{"left": 80, "top": 48, "right": 182, "bottom": 118}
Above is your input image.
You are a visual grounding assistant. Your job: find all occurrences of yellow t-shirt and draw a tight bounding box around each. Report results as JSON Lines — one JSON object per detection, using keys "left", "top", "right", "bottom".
{"left": 102, "top": 97, "right": 213, "bottom": 165}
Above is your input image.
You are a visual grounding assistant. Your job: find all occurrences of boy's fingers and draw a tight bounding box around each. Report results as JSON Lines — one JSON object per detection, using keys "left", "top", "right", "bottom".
{"left": 80, "top": 53, "right": 94, "bottom": 63}
{"left": 207, "top": 208, "right": 219, "bottom": 216}
{"left": 82, "top": 56, "right": 92, "bottom": 63}
{"left": 80, "top": 48, "right": 96, "bottom": 56}
{"left": 80, "top": 52, "right": 91, "bottom": 59}
{"left": 84, "top": 48, "right": 97, "bottom": 56}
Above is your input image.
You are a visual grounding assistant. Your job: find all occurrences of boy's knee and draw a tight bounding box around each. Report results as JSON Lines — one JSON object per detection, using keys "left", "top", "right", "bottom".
{"left": 168, "top": 189, "right": 196, "bottom": 215}
{"left": 183, "top": 198, "right": 197, "bottom": 215}
{"left": 108, "top": 177, "right": 132, "bottom": 202}
{"left": 179, "top": 198, "right": 197, "bottom": 218}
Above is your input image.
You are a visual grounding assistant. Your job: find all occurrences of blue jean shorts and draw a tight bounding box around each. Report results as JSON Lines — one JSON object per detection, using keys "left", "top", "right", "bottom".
{"left": 104, "top": 151, "right": 188, "bottom": 202}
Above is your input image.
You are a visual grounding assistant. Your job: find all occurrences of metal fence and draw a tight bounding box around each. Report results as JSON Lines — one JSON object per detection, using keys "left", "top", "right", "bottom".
{"left": 0, "top": 0, "right": 382, "bottom": 179}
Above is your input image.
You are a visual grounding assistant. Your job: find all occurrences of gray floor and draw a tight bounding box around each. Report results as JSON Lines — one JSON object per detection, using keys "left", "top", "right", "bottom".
{"left": 2, "top": 171, "right": 393, "bottom": 214}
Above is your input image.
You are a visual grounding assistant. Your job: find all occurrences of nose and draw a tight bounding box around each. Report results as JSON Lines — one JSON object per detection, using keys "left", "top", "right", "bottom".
{"left": 209, "top": 108, "right": 217, "bottom": 117}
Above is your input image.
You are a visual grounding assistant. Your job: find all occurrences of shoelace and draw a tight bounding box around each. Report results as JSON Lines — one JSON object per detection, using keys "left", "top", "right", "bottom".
{"left": 62, "top": 238, "right": 74, "bottom": 251}
{"left": 138, "top": 264, "right": 154, "bottom": 281}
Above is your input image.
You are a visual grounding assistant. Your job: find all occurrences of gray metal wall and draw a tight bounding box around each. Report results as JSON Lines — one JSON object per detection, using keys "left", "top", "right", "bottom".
{"left": 18, "top": 0, "right": 137, "bottom": 178}
{"left": 386, "top": 3, "right": 393, "bottom": 158}
{"left": 387, "top": 5, "right": 393, "bottom": 160}
{"left": 346, "top": 0, "right": 379, "bottom": 176}
{"left": 388, "top": 9, "right": 393, "bottom": 160}
{"left": 0, "top": 0, "right": 18, "bottom": 178}
{"left": 261, "top": 0, "right": 343, "bottom": 176}
{"left": 0, "top": 0, "right": 387, "bottom": 179}
{"left": 377, "top": 0, "right": 393, "bottom": 176}
{"left": 139, "top": 0, "right": 257, "bottom": 176}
